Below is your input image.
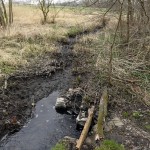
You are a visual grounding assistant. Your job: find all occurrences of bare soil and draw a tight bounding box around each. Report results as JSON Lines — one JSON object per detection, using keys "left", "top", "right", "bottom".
{"left": 0, "top": 51, "right": 71, "bottom": 139}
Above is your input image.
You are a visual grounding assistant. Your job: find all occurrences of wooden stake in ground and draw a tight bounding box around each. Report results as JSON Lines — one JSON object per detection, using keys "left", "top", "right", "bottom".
{"left": 76, "top": 106, "right": 95, "bottom": 150}
{"left": 95, "top": 88, "right": 108, "bottom": 141}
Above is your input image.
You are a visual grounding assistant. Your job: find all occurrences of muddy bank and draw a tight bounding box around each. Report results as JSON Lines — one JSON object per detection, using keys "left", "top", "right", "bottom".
{"left": 0, "top": 39, "right": 73, "bottom": 140}
{"left": 0, "top": 91, "right": 79, "bottom": 150}
{"left": 0, "top": 65, "right": 73, "bottom": 139}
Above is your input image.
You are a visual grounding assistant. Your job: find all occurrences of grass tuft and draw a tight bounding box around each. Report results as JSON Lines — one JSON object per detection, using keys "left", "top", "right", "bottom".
{"left": 95, "top": 140, "right": 125, "bottom": 150}
{"left": 67, "top": 26, "right": 82, "bottom": 37}
{"left": 145, "top": 125, "right": 150, "bottom": 131}
{"left": 51, "top": 142, "right": 66, "bottom": 150}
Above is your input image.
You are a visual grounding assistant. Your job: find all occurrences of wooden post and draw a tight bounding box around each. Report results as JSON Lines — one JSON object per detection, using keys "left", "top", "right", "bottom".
{"left": 95, "top": 88, "right": 108, "bottom": 141}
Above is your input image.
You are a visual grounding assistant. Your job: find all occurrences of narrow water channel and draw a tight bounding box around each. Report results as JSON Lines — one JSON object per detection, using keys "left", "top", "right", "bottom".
{"left": 0, "top": 91, "right": 79, "bottom": 150}
{"left": 0, "top": 26, "right": 103, "bottom": 150}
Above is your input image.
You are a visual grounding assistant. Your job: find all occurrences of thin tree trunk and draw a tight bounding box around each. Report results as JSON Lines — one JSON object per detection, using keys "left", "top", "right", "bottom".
{"left": 1, "top": 0, "right": 8, "bottom": 24}
{"left": 127, "top": 0, "right": 130, "bottom": 43}
{"left": 108, "top": 0, "right": 124, "bottom": 84}
{"left": 9, "top": 0, "right": 13, "bottom": 24}
{"left": 43, "top": 14, "right": 47, "bottom": 23}
{"left": 128, "top": 0, "right": 133, "bottom": 23}
{"left": 0, "top": 4, "right": 6, "bottom": 27}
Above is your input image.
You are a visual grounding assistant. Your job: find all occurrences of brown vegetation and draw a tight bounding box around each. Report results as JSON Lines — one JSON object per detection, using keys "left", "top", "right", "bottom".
{"left": 0, "top": 5, "right": 101, "bottom": 76}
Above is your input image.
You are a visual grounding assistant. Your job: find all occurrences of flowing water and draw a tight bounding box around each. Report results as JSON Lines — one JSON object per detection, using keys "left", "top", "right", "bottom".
{"left": 0, "top": 91, "right": 79, "bottom": 150}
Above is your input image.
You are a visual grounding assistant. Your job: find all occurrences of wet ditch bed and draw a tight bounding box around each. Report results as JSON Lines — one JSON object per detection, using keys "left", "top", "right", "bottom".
{"left": 0, "top": 91, "right": 79, "bottom": 150}
{"left": 0, "top": 25, "right": 104, "bottom": 150}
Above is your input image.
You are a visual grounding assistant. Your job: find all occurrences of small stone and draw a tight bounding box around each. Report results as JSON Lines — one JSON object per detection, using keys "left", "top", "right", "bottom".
{"left": 85, "top": 137, "right": 93, "bottom": 145}
{"left": 3, "top": 109, "right": 6, "bottom": 113}
{"left": 55, "top": 97, "right": 66, "bottom": 112}
{"left": 76, "top": 113, "right": 87, "bottom": 129}
{"left": 105, "top": 121, "right": 114, "bottom": 132}
{"left": 92, "top": 124, "right": 97, "bottom": 133}
{"left": 67, "top": 110, "right": 73, "bottom": 115}
{"left": 82, "top": 145, "right": 89, "bottom": 150}
{"left": 63, "top": 136, "right": 77, "bottom": 144}
{"left": 112, "top": 117, "right": 124, "bottom": 127}
{"left": 35, "top": 114, "right": 38, "bottom": 118}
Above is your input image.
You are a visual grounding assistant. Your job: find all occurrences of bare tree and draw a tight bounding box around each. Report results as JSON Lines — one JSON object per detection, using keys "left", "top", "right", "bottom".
{"left": 0, "top": 0, "right": 13, "bottom": 28}
{"left": 0, "top": 0, "right": 8, "bottom": 28}
{"left": 39, "top": 0, "right": 53, "bottom": 23}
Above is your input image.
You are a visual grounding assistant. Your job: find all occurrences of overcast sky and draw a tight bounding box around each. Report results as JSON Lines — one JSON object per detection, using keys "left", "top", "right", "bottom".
{"left": 4, "top": 0, "right": 76, "bottom": 3}
{"left": 4, "top": 0, "right": 75, "bottom": 3}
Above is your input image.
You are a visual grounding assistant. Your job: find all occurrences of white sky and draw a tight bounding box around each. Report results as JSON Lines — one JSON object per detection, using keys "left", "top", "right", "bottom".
{"left": 5, "top": 0, "right": 76, "bottom": 3}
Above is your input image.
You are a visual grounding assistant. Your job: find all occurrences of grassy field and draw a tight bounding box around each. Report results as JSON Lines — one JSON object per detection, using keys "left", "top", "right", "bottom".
{"left": 0, "top": 5, "right": 102, "bottom": 75}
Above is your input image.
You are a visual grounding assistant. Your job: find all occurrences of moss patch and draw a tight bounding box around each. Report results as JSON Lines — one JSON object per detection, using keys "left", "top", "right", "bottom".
{"left": 0, "top": 64, "right": 16, "bottom": 74}
{"left": 145, "top": 125, "right": 150, "bottom": 131}
{"left": 95, "top": 140, "right": 125, "bottom": 150}
{"left": 51, "top": 142, "right": 66, "bottom": 150}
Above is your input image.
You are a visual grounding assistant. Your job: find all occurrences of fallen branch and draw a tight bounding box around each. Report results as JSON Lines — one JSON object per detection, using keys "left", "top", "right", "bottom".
{"left": 112, "top": 77, "right": 141, "bottom": 83}
{"left": 95, "top": 88, "right": 108, "bottom": 141}
{"left": 76, "top": 106, "right": 95, "bottom": 150}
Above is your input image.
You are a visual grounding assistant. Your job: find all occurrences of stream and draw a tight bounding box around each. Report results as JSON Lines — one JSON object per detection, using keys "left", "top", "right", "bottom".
{"left": 0, "top": 33, "right": 81, "bottom": 150}
{"left": 0, "top": 91, "right": 79, "bottom": 150}
{"left": 0, "top": 25, "right": 103, "bottom": 150}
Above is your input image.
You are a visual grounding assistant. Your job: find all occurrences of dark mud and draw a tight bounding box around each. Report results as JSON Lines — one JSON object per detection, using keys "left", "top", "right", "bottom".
{"left": 0, "top": 91, "right": 79, "bottom": 150}
{"left": 0, "top": 39, "right": 73, "bottom": 141}
{"left": 0, "top": 63, "right": 74, "bottom": 139}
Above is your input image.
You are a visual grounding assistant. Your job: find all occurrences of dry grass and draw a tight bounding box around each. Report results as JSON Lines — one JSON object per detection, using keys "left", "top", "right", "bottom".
{"left": 0, "top": 5, "right": 102, "bottom": 75}
{"left": 0, "top": 5, "right": 101, "bottom": 37}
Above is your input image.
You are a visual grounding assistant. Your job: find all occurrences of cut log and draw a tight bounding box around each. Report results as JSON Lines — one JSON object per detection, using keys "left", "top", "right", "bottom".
{"left": 95, "top": 88, "right": 108, "bottom": 141}
{"left": 76, "top": 106, "right": 95, "bottom": 150}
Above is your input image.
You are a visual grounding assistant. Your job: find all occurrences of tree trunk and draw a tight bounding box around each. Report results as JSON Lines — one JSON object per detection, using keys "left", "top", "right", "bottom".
{"left": 128, "top": 0, "right": 133, "bottom": 23}
{"left": 0, "top": 4, "right": 6, "bottom": 27}
{"left": 1, "top": 0, "right": 8, "bottom": 24}
{"left": 9, "top": 0, "right": 13, "bottom": 24}
{"left": 43, "top": 14, "right": 47, "bottom": 23}
{"left": 127, "top": 0, "right": 130, "bottom": 43}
